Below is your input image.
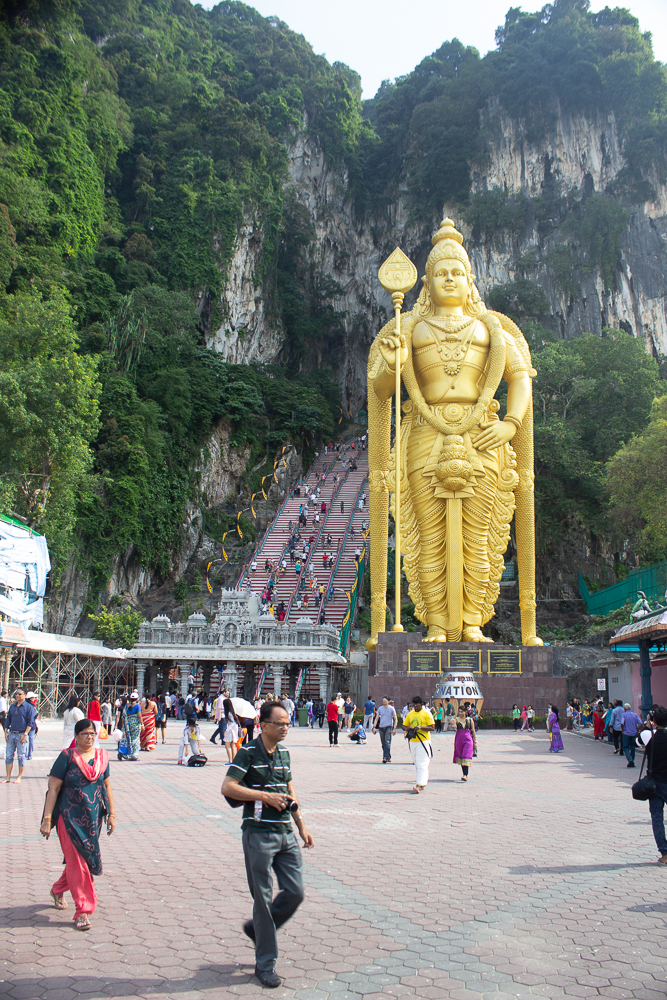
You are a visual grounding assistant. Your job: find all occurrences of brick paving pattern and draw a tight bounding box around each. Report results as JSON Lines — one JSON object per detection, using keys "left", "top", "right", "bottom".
{"left": 1, "top": 719, "right": 665, "bottom": 1000}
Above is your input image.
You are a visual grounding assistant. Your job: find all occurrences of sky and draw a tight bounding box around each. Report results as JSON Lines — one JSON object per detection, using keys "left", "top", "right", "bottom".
{"left": 196, "top": 0, "right": 667, "bottom": 98}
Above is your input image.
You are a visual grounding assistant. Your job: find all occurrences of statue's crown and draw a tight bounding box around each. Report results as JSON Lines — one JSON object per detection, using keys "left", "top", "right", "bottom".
{"left": 432, "top": 217, "right": 464, "bottom": 247}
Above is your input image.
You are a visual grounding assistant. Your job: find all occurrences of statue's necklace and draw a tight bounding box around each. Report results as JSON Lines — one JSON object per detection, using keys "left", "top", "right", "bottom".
{"left": 424, "top": 317, "right": 477, "bottom": 379}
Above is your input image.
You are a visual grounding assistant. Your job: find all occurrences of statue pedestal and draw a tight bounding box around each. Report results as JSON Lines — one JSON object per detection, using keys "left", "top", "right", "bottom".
{"left": 368, "top": 631, "right": 559, "bottom": 717}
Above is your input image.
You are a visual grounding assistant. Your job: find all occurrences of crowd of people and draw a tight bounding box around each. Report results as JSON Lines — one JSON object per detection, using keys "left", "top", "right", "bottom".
{"left": 242, "top": 435, "right": 369, "bottom": 628}
{"left": 2, "top": 673, "right": 666, "bottom": 992}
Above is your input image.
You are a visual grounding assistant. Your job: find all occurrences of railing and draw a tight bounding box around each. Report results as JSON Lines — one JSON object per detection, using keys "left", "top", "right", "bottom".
{"left": 294, "top": 667, "right": 304, "bottom": 701}
{"left": 324, "top": 475, "right": 368, "bottom": 605}
{"left": 255, "top": 666, "right": 267, "bottom": 700}
{"left": 579, "top": 560, "right": 667, "bottom": 616}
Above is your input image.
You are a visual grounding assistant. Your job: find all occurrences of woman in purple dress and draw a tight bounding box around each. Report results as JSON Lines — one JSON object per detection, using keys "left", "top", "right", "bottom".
{"left": 547, "top": 705, "right": 564, "bottom": 752}
{"left": 453, "top": 705, "right": 477, "bottom": 781}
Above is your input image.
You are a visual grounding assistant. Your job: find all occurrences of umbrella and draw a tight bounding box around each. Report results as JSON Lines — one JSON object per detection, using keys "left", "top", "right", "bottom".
{"left": 232, "top": 697, "right": 258, "bottom": 720}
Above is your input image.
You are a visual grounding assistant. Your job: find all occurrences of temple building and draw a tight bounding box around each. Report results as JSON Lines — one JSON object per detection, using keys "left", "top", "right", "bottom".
{"left": 129, "top": 588, "right": 347, "bottom": 701}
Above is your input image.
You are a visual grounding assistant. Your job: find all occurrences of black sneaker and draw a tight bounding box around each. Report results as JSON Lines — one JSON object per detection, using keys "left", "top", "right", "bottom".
{"left": 243, "top": 920, "right": 256, "bottom": 942}
{"left": 255, "top": 967, "right": 281, "bottom": 988}
{"left": 627, "top": 762, "right": 635, "bottom": 768}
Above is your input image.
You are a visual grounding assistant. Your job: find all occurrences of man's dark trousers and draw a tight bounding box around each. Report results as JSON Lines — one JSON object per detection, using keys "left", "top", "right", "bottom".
{"left": 379, "top": 726, "right": 392, "bottom": 761}
{"left": 649, "top": 779, "right": 667, "bottom": 856}
{"left": 328, "top": 720, "right": 338, "bottom": 745}
{"left": 242, "top": 827, "right": 304, "bottom": 973}
{"left": 622, "top": 734, "right": 636, "bottom": 764}
{"left": 612, "top": 729, "right": 622, "bottom": 752}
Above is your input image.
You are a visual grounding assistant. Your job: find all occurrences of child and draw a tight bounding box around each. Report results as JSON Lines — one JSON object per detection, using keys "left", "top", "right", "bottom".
{"left": 178, "top": 721, "right": 201, "bottom": 764}
{"left": 348, "top": 721, "right": 367, "bottom": 744}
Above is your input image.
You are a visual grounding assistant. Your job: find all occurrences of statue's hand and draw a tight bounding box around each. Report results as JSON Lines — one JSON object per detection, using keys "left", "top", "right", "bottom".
{"left": 475, "top": 420, "right": 516, "bottom": 452}
{"left": 379, "top": 334, "right": 408, "bottom": 372}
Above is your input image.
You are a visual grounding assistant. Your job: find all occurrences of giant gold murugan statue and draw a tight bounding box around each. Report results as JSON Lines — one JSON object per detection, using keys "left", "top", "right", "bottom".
{"left": 367, "top": 218, "right": 543, "bottom": 648}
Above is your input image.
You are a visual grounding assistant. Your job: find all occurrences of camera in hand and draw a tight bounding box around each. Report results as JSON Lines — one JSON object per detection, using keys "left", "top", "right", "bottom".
{"left": 285, "top": 796, "right": 299, "bottom": 814}
{"left": 405, "top": 726, "right": 420, "bottom": 740}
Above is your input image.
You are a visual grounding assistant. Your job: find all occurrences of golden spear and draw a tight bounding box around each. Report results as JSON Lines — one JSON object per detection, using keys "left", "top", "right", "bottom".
{"left": 378, "top": 248, "right": 417, "bottom": 633}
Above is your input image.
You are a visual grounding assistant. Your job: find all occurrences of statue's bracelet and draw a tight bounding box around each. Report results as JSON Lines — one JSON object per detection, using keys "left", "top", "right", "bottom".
{"left": 504, "top": 414, "right": 522, "bottom": 430}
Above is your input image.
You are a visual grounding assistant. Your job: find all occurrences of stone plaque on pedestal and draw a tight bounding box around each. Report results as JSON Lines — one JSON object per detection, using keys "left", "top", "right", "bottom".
{"left": 407, "top": 649, "right": 442, "bottom": 674}
{"left": 488, "top": 649, "right": 521, "bottom": 674}
{"left": 449, "top": 649, "right": 481, "bottom": 672}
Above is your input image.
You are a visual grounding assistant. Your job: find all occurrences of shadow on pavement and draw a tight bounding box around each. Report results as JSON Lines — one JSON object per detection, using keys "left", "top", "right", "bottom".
{"left": 8, "top": 963, "right": 256, "bottom": 999}
{"left": 509, "top": 861, "right": 657, "bottom": 874}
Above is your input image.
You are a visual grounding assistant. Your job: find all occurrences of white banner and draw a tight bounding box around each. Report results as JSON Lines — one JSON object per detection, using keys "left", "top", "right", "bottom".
{"left": 0, "top": 518, "right": 51, "bottom": 627}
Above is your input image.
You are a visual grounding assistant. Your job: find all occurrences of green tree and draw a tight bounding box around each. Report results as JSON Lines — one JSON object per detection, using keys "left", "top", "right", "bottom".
{"left": 0, "top": 287, "right": 100, "bottom": 572}
{"left": 607, "top": 395, "right": 667, "bottom": 563}
{"left": 531, "top": 329, "right": 663, "bottom": 546}
{"left": 88, "top": 603, "right": 143, "bottom": 648}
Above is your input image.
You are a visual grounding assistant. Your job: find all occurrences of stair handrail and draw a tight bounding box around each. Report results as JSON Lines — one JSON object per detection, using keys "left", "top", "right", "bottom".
{"left": 323, "top": 473, "right": 368, "bottom": 611}
{"left": 254, "top": 666, "right": 267, "bottom": 700}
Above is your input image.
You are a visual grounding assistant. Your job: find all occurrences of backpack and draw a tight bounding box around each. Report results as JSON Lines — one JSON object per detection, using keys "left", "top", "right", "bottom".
{"left": 187, "top": 754, "right": 207, "bottom": 767}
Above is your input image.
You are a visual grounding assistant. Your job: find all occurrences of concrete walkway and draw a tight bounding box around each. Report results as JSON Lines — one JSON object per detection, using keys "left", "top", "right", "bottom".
{"left": 1, "top": 720, "right": 664, "bottom": 1000}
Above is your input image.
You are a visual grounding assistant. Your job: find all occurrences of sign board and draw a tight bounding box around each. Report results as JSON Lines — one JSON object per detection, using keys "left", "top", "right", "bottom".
{"left": 488, "top": 649, "right": 521, "bottom": 674}
{"left": 597, "top": 678, "right": 606, "bottom": 691}
{"left": 435, "top": 673, "right": 483, "bottom": 702}
{"left": 407, "top": 649, "right": 441, "bottom": 674}
{"left": 449, "top": 649, "right": 481, "bottom": 673}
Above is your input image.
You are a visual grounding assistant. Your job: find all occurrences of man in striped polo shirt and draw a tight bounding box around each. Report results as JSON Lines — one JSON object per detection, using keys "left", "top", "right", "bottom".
{"left": 222, "top": 701, "right": 314, "bottom": 989}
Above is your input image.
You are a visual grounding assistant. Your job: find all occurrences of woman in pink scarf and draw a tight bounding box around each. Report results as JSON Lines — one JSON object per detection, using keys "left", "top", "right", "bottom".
{"left": 40, "top": 718, "right": 116, "bottom": 930}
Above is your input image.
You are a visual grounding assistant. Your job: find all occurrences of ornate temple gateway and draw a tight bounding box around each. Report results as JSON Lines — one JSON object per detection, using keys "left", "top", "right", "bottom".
{"left": 129, "top": 588, "right": 346, "bottom": 699}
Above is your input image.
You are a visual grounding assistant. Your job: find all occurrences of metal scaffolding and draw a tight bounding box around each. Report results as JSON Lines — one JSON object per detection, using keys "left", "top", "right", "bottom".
{"left": 8, "top": 646, "right": 134, "bottom": 719}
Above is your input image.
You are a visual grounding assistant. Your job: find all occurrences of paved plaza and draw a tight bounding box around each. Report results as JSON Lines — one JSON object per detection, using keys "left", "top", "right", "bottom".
{"left": 1, "top": 719, "right": 665, "bottom": 1000}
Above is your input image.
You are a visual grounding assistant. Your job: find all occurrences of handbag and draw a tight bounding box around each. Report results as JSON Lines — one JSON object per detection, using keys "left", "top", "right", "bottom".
{"left": 632, "top": 737, "right": 657, "bottom": 800}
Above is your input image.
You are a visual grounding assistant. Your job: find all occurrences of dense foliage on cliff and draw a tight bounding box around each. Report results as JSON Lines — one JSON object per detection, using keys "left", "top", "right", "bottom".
{"left": 364, "top": 0, "right": 667, "bottom": 213}
{"left": 1, "top": 0, "right": 666, "bottom": 608}
{"left": 607, "top": 395, "right": 667, "bottom": 562}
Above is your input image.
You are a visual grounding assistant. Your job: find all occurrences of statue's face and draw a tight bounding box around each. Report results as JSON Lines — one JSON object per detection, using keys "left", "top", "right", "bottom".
{"left": 430, "top": 257, "right": 469, "bottom": 309}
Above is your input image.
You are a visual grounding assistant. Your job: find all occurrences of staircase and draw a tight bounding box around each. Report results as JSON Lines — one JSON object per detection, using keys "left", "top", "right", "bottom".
{"left": 237, "top": 441, "right": 367, "bottom": 625}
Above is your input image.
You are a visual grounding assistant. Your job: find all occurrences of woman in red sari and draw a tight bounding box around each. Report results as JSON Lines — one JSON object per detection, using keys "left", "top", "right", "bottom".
{"left": 40, "top": 718, "right": 115, "bottom": 930}
{"left": 593, "top": 707, "right": 606, "bottom": 740}
{"left": 140, "top": 693, "right": 157, "bottom": 751}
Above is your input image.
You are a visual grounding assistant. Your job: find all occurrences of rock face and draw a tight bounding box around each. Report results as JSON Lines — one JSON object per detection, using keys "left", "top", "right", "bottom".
{"left": 203, "top": 103, "right": 667, "bottom": 410}
{"left": 469, "top": 104, "right": 667, "bottom": 352}
{"left": 205, "top": 218, "right": 283, "bottom": 364}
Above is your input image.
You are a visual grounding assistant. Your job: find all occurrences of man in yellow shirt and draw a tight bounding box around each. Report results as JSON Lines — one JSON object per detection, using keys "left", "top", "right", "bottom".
{"left": 402, "top": 696, "right": 435, "bottom": 793}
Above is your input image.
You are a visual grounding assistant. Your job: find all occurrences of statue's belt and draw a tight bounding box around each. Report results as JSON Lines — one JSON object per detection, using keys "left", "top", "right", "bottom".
{"left": 404, "top": 406, "right": 508, "bottom": 499}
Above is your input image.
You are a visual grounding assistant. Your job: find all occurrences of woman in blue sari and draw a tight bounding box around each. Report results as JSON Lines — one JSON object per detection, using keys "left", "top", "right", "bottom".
{"left": 117, "top": 692, "right": 143, "bottom": 760}
{"left": 547, "top": 705, "right": 564, "bottom": 753}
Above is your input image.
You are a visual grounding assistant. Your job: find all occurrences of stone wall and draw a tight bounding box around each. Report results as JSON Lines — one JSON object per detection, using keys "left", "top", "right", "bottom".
{"left": 369, "top": 632, "right": 565, "bottom": 716}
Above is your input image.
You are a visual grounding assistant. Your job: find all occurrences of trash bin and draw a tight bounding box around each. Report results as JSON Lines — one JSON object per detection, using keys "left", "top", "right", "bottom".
{"left": 298, "top": 708, "right": 309, "bottom": 727}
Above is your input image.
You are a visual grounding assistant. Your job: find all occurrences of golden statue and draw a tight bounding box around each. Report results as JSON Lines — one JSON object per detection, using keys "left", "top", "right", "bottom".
{"left": 366, "top": 218, "right": 542, "bottom": 648}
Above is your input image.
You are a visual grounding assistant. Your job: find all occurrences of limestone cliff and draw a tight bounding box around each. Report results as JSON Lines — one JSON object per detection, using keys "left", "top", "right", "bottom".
{"left": 203, "top": 103, "right": 666, "bottom": 412}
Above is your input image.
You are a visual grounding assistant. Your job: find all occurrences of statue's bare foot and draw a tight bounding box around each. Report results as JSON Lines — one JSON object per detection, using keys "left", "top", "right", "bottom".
{"left": 425, "top": 629, "right": 447, "bottom": 642}
{"left": 462, "top": 627, "right": 493, "bottom": 642}
{"left": 523, "top": 636, "right": 544, "bottom": 646}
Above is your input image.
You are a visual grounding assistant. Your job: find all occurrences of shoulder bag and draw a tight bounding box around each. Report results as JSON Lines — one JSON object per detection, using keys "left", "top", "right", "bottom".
{"left": 224, "top": 738, "right": 286, "bottom": 808}
{"left": 632, "top": 736, "right": 657, "bottom": 801}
